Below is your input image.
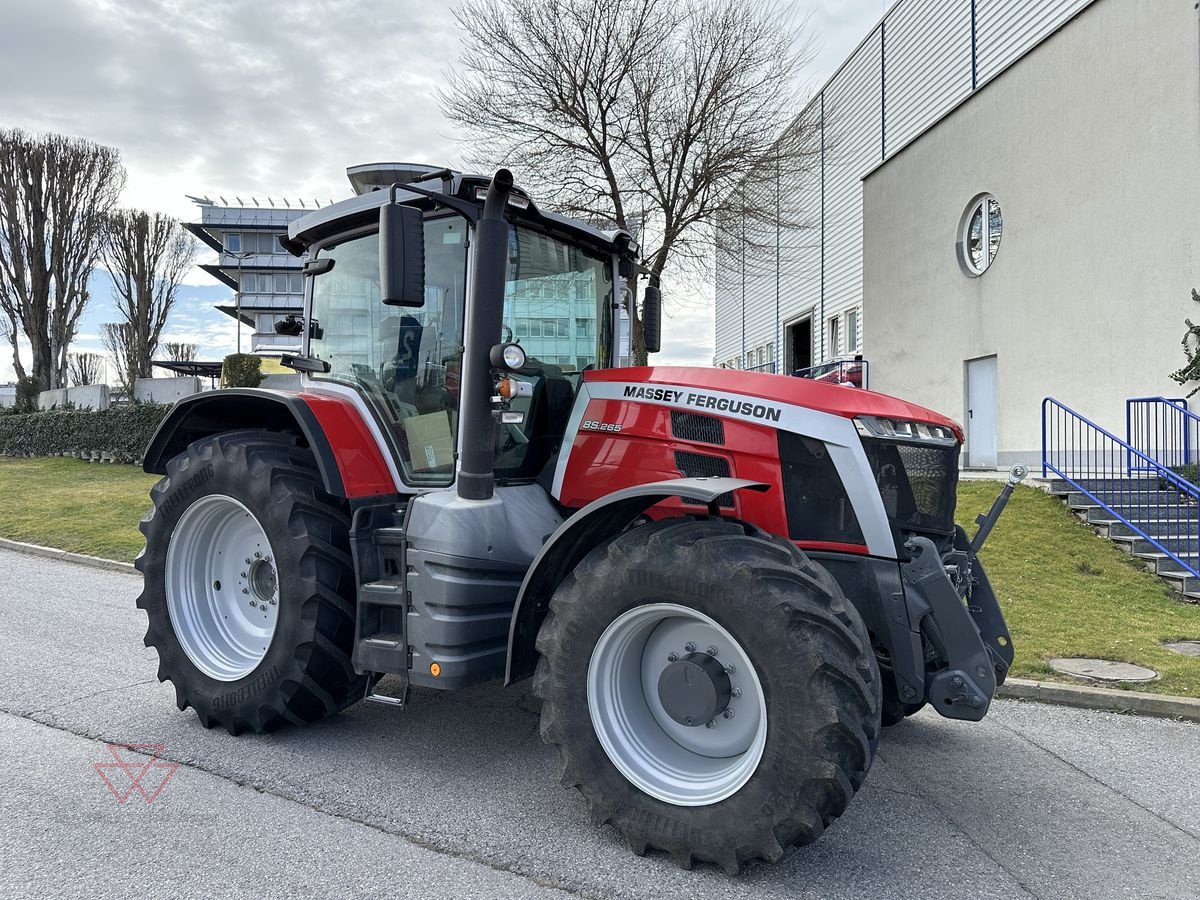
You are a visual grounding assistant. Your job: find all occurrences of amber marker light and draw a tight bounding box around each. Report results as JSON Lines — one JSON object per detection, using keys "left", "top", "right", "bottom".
{"left": 430, "top": 663, "right": 442, "bottom": 677}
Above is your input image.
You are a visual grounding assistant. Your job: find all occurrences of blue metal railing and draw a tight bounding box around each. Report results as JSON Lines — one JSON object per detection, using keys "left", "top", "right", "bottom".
{"left": 1042, "top": 397, "right": 1200, "bottom": 580}
{"left": 792, "top": 358, "right": 869, "bottom": 389}
{"left": 1126, "top": 397, "right": 1194, "bottom": 472}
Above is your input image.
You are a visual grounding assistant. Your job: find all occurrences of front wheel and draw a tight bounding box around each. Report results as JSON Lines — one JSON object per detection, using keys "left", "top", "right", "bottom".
{"left": 533, "top": 517, "right": 881, "bottom": 873}
{"left": 136, "top": 431, "right": 367, "bottom": 734}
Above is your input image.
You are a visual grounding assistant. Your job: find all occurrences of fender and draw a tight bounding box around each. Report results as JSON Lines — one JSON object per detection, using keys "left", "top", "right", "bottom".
{"left": 142, "top": 388, "right": 396, "bottom": 499}
{"left": 504, "top": 476, "right": 770, "bottom": 684}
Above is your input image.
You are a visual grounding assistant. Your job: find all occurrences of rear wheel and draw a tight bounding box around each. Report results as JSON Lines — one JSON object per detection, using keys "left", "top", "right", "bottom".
{"left": 136, "top": 431, "right": 367, "bottom": 734}
{"left": 533, "top": 517, "right": 880, "bottom": 873}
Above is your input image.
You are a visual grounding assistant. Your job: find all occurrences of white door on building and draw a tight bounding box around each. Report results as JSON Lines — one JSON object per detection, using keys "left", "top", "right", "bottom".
{"left": 966, "top": 356, "right": 998, "bottom": 468}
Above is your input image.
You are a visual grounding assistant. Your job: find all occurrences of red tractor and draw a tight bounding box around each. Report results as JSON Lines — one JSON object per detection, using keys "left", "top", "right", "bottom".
{"left": 137, "top": 166, "right": 1020, "bottom": 873}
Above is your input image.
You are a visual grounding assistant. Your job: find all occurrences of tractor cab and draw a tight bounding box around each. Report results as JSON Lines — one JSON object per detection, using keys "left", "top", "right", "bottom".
{"left": 279, "top": 165, "right": 640, "bottom": 494}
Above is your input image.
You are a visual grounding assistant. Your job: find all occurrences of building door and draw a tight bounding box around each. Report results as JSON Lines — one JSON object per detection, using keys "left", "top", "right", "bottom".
{"left": 966, "top": 356, "right": 998, "bottom": 468}
{"left": 784, "top": 318, "right": 812, "bottom": 374}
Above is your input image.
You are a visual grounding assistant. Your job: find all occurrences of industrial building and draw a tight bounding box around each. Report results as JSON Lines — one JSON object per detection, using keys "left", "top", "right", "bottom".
{"left": 714, "top": 0, "right": 1199, "bottom": 467}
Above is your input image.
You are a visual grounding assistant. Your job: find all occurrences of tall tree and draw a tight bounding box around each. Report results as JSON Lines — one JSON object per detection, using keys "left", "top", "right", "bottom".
{"left": 101, "top": 322, "right": 134, "bottom": 397}
{"left": 440, "top": 0, "right": 816, "bottom": 363}
{"left": 0, "top": 130, "right": 125, "bottom": 389}
{"left": 160, "top": 341, "right": 198, "bottom": 363}
{"left": 101, "top": 209, "right": 197, "bottom": 390}
{"left": 67, "top": 351, "right": 105, "bottom": 386}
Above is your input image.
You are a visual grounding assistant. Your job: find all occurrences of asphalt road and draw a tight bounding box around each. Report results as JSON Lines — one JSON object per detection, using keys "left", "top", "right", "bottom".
{"left": 2, "top": 548, "right": 1199, "bottom": 900}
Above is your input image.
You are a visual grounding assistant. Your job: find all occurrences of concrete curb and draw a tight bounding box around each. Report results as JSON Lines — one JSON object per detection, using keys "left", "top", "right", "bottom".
{"left": 0, "top": 537, "right": 135, "bottom": 574}
{"left": 998, "top": 677, "right": 1200, "bottom": 723}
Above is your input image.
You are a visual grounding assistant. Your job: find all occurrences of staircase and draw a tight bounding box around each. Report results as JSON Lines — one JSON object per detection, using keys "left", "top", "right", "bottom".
{"left": 1042, "top": 397, "right": 1200, "bottom": 603}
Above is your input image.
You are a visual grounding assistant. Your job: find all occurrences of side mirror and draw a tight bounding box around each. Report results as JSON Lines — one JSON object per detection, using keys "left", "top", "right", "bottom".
{"left": 380, "top": 198, "right": 425, "bottom": 306}
{"left": 642, "top": 285, "right": 662, "bottom": 354}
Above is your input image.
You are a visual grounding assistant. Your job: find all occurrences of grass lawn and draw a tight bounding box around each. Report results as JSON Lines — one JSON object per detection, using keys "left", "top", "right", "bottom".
{"left": 1, "top": 457, "right": 1198, "bottom": 695}
{"left": 959, "top": 482, "right": 1200, "bottom": 697}
{"left": 0, "top": 458, "right": 157, "bottom": 562}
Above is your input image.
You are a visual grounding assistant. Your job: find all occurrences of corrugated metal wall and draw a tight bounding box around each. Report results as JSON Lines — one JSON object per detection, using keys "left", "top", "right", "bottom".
{"left": 976, "top": 0, "right": 1094, "bottom": 85}
{"left": 713, "top": 0, "right": 1097, "bottom": 367}
{"left": 885, "top": 0, "right": 973, "bottom": 152}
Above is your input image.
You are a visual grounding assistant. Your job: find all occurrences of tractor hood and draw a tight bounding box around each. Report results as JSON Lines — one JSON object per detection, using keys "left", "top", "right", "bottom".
{"left": 583, "top": 366, "right": 963, "bottom": 440}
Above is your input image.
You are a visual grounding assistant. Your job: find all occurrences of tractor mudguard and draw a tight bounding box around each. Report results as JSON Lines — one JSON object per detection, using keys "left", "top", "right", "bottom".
{"left": 142, "top": 388, "right": 395, "bottom": 500}
{"left": 504, "top": 477, "right": 770, "bottom": 684}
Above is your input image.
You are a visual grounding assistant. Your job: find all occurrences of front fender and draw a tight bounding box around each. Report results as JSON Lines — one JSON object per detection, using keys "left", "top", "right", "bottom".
{"left": 142, "top": 388, "right": 396, "bottom": 499}
{"left": 504, "top": 476, "right": 769, "bottom": 684}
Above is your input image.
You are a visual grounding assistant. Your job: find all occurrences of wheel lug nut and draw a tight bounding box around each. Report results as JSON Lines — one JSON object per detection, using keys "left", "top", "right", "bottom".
{"left": 242, "top": 588, "right": 249, "bottom": 594}
{"left": 240, "top": 571, "right": 247, "bottom": 578}
{"left": 731, "top": 687, "right": 742, "bottom": 697}
{"left": 705, "top": 719, "right": 716, "bottom": 729}
{"left": 706, "top": 645, "right": 718, "bottom": 656}
{"left": 249, "top": 601, "right": 257, "bottom": 608}
{"left": 724, "top": 663, "right": 735, "bottom": 674}
{"left": 684, "top": 716, "right": 694, "bottom": 725}
{"left": 667, "top": 652, "right": 679, "bottom": 662}
{"left": 723, "top": 708, "right": 735, "bottom": 719}
{"left": 245, "top": 558, "right": 251, "bottom": 565}
{"left": 254, "top": 551, "right": 262, "bottom": 559}
{"left": 684, "top": 642, "right": 696, "bottom": 652}
{"left": 269, "top": 599, "right": 276, "bottom": 606}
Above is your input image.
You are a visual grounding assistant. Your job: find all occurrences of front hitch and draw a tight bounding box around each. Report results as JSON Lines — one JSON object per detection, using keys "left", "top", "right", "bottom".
{"left": 969, "top": 465, "right": 1028, "bottom": 556}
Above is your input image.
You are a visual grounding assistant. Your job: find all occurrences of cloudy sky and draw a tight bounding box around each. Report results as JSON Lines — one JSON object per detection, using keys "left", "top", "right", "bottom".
{"left": 0, "top": 0, "right": 890, "bottom": 383}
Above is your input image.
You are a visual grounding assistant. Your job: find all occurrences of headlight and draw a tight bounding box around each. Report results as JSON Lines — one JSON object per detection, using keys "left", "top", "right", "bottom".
{"left": 490, "top": 341, "right": 527, "bottom": 371}
{"left": 854, "top": 416, "right": 958, "bottom": 444}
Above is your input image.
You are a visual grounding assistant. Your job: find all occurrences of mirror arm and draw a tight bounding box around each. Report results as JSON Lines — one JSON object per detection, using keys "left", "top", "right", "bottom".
{"left": 384, "top": 181, "right": 480, "bottom": 223}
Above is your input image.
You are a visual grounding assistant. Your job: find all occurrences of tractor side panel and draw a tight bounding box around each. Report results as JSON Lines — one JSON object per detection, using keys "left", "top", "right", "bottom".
{"left": 554, "top": 397, "right": 798, "bottom": 550}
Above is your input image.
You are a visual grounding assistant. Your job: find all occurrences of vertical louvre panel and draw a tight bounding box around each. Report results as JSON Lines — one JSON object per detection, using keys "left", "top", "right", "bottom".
{"left": 713, "top": 230, "right": 741, "bottom": 364}
{"left": 976, "top": 0, "right": 1094, "bottom": 85}
{"left": 822, "top": 31, "right": 882, "bottom": 359}
{"left": 885, "top": 0, "right": 973, "bottom": 153}
{"left": 778, "top": 104, "right": 823, "bottom": 334}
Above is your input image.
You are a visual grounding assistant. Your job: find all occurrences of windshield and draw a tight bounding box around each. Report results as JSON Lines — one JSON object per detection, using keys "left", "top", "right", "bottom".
{"left": 306, "top": 213, "right": 612, "bottom": 487}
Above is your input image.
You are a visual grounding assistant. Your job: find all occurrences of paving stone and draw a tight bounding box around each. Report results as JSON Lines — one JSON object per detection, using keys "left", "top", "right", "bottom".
{"left": 1163, "top": 640, "right": 1200, "bottom": 658}
{"left": 1048, "top": 658, "right": 1159, "bottom": 683}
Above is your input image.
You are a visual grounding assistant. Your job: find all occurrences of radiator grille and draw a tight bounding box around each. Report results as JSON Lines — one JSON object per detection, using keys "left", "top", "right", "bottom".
{"left": 671, "top": 410, "right": 725, "bottom": 445}
{"left": 675, "top": 451, "right": 735, "bottom": 508}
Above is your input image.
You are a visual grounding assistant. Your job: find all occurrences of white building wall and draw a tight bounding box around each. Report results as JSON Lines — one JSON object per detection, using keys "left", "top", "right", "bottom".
{"left": 863, "top": 0, "right": 1200, "bottom": 464}
{"left": 714, "top": 0, "right": 1101, "bottom": 370}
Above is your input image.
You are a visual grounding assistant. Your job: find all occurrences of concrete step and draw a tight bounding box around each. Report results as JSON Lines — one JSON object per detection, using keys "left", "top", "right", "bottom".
{"left": 1106, "top": 519, "right": 1200, "bottom": 539}
{"left": 1067, "top": 489, "right": 1186, "bottom": 509}
{"left": 1047, "top": 477, "right": 1163, "bottom": 495}
{"left": 1151, "top": 568, "right": 1200, "bottom": 594}
{"left": 1117, "top": 536, "right": 1200, "bottom": 557}
{"left": 1133, "top": 551, "right": 1200, "bottom": 576}
{"left": 1080, "top": 505, "right": 1198, "bottom": 527}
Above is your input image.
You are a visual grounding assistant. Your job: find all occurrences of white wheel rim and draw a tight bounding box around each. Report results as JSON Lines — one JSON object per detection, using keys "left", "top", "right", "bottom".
{"left": 587, "top": 603, "right": 768, "bottom": 806}
{"left": 165, "top": 495, "right": 280, "bottom": 682}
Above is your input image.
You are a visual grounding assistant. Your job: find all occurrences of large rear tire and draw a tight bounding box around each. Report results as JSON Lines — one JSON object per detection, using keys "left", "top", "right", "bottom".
{"left": 533, "top": 517, "right": 881, "bottom": 873}
{"left": 136, "top": 431, "right": 367, "bottom": 734}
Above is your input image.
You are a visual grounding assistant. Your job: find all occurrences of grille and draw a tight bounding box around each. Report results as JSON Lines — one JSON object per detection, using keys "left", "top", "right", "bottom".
{"left": 674, "top": 451, "right": 735, "bottom": 508}
{"left": 671, "top": 410, "right": 725, "bottom": 445}
{"left": 862, "top": 439, "right": 960, "bottom": 534}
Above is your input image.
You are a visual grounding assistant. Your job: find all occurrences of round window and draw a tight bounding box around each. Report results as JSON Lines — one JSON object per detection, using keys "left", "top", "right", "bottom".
{"left": 958, "top": 194, "right": 1002, "bottom": 276}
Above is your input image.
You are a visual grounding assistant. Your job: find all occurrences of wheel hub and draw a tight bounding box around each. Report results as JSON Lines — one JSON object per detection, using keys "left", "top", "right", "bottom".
{"left": 657, "top": 652, "right": 731, "bottom": 726}
{"left": 165, "top": 494, "right": 280, "bottom": 682}
{"left": 587, "top": 603, "right": 767, "bottom": 806}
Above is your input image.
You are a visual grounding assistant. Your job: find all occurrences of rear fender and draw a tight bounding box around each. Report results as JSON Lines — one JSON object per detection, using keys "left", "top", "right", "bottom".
{"left": 504, "top": 477, "right": 769, "bottom": 684}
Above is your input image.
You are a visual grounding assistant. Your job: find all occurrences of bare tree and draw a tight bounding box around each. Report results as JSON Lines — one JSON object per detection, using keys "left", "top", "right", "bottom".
{"left": 101, "top": 322, "right": 134, "bottom": 397}
{"left": 440, "top": 0, "right": 816, "bottom": 363}
{"left": 101, "top": 209, "right": 197, "bottom": 390}
{"left": 67, "top": 351, "right": 105, "bottom": 386}
{"left": 0, "top": 129, "right": 125, "bottom": 389}
{"left": 160, "top": 341, "right": 198, "bottom": 363}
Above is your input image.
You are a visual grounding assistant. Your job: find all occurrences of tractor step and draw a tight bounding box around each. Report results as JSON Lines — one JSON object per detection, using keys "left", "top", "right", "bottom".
{"left": 364, "top": 674, "right": 409, "bottom": 709}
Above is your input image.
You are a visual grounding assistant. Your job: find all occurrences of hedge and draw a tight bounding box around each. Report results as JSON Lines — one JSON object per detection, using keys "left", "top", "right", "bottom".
{"left": 0, "top": 404, "right": 171, "bottom": 463}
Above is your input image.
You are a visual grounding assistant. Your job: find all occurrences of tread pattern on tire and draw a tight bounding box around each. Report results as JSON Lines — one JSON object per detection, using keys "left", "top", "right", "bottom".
{"left": 136, "top": 431, "right": 366, "bottom": 735}
{"left": 532, "top": 516, "right": 881, "bottom": 874}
